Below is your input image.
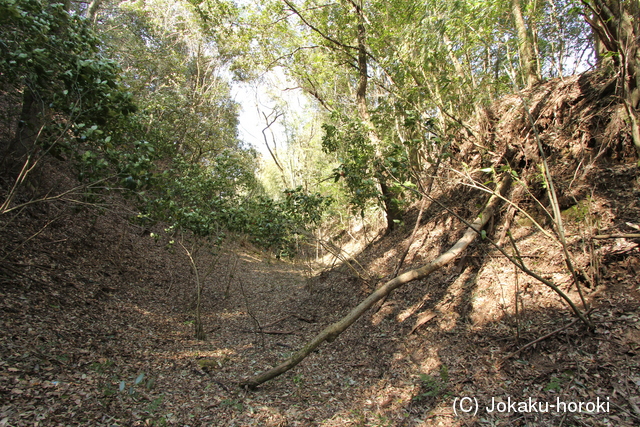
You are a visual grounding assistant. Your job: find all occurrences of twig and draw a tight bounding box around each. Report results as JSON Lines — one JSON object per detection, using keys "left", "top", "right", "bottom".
{"left": 263, "top": 314, "right": 314, "bottom": 329}
{"left": 264, "top": 315, "right": 293, "bottom": 329}
{"left": 392, "top": 140, "right": 443, "bottom": 277}
{"left": 239, "top": 329, "right": 297, "bottom": 335}
{"left": 502, "top": 317, "right": 580, "bottom": 361}
{"left": 619, "top": 391, "right": 640, "bottom": 420}
{"left": 1, "top": 214, "right": 64, "bottom": 262}
{"left": 224, "top": 251, "right": 239, "bottom": 298}
{"left": 239, "top": 277, "right": 264, "bottom": 347}
{"left": 0, "top": 262, "right": 49, "bottom": 287}
{"left": 212, "top": 379, "right": 230, "bottom": 393}
{"left": 293, "top": 315, "right": 315, "bottom": 323}
{"left": 512, "top": 81, "right": 590, "bottom": 310}
{"left": 593, "top": 233, "right": 640, "bottom": 239}
{"left": 240, "top": 174, "right": 512, "bottom": 389}
{"left": 411, "top": 181, "right": 593, "bottom": 330}
{"left": 299, "top": 231, "right": 369, "bottom": 281}
{"left": 178, "top": 239, "right": 206, "bottom": 340}
{"left": 1, "top": 175, "right": 115, "bottom": 215}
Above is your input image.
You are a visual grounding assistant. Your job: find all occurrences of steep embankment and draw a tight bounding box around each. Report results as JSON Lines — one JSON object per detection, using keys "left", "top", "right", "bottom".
{"left": 1, "top": 71, "right": 639, "bottom": 426}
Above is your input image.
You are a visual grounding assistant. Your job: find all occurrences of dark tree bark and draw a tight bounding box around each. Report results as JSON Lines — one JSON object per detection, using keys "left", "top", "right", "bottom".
{"left": 86, "top": 0, "right": 104, "bottom": 23}
{"left": 3, "top": 90, "right": 44, "bottom": 178}
{"left": 351, "top": 1, "right": 402, "bottom": 232}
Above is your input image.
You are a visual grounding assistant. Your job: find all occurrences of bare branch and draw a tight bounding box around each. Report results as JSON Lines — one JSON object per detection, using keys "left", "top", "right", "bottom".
{"left": 281, "top": 0, "right": 358, "bottom": 62}
{"left": 240, "top": 175, "right": 512, "bottom": 389}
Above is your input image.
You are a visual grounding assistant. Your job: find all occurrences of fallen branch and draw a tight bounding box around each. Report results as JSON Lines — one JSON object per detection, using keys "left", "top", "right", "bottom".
{"left": 502, "top": 317, "right": 581, "bottom": 362}
{"left": 263, "top": 315, "right": 293, "bottom": 329}
{"left": 593, "top": 233, "right": 640, "bottom": 239}
{"left": 418, "top": 186, "right": 593, "bottom": 329}
{"left": 409, "top": 310, "right": 437, "bottom": 334}
{"left": 240, "top": 175, "right": 512, "bottom": 390}
{"left": 239, "top": 329, "right": 298, "bottom": 335}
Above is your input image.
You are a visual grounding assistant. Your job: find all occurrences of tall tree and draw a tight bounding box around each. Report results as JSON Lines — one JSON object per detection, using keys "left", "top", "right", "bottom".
{"left": 581, "top": 0, "right": 640, "bottom": 156}
{"left": 0, "top": 0, "right": 135, "bottom": 180}
{"left": 511, "top": 0, "right": 541, "bottom": 86}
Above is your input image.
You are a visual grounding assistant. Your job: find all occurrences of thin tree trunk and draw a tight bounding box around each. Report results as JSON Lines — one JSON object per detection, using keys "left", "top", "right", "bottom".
{"left": 512, "top": 0, "right": 540, "bottom": 87}
{"left": 240, "top": 175, "right": 512, "bottom": 390}
{"left": 351, "top": 1, "right": 402, "bottom": 232}
{"left": 86, "top": 0, "right": 104, "bottom": 23}
{"left": 581, "top": 0, "right": 640, "bottom": 156}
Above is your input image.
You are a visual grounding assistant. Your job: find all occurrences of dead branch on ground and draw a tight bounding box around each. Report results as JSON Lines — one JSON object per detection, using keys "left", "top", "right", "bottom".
{"left": 240, "top": 175, "right": 511, "bottom": 390}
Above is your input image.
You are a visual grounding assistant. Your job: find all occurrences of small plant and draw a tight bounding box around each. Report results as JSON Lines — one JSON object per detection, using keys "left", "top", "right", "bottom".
{"left": 415, "top": 365, "right": 450, "bottom": 400}
{"left": 89, "top": 359, "right": 114, "bottom": 374}
{"left": 375, "top": 413, "right": 393, "bottom": 426}
{"left": 117, "top": 372, "right": 155, "bottom": 399}
{"left": 220, "top": 399, "right": 244, "bottom": 412}
{"left": 349, "top": 409, "right": 366, "bottom": 426}
{"left": 544, "top": 370, "right": 574, "bottom": 392}
{"left": 146, "top": 395, "right": 164, "bottom": 413}
{"left": 100, "top": 383, "right": 117, "bottom": 397}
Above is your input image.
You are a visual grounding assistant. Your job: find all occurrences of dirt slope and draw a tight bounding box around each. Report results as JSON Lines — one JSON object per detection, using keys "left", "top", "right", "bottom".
{"left": 2, "top": 72, "right": 640, "bottom": 426}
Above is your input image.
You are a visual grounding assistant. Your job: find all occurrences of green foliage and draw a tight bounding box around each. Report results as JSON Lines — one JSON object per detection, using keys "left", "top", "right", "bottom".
{"left": 0, "top": 0, "right": 158, "bottom": 208}
{"left": 0, "top": 0, "right": 332, "bottom": 256}
{"left": 116, "top": 372, "right": 155, "bottom": 398}
{"left": 544, "top": 370, "right": 574, "bottom": 392}
{"left": 0, "top": 0, "right": 136, "bottom": 148}
{"left": 3, "top": 0, "right": 597, "bottom": 255}
{"left": 415, "top": 365, "right": 450, "bottom": 400}
{"left": 226, "top": 187, "right": 332, "bottom": 256}
{"left": 146, "top": 395, "right": 164, "bottom": 413}
{"left": 220, "top": 398, "right": 244, "bottom": 412}
{"left": 89, "top": 359, "right": 115, "bottom": 374}
{"left": 322, "top": 119, "right": 380, "bottom": 214}
{"left": 322, "top": 116, "right": 416, "bottom": 222}
{"left": 292, "top": 373, "right": 304, "bottom": 385}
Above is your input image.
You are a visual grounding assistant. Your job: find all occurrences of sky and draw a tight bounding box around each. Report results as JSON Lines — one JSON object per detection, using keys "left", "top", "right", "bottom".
{"left": 232, "top": 67, "right": 308, "bottom": 157}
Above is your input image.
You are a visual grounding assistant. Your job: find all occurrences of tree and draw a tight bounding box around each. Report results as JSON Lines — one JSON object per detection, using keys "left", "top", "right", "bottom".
{"left": 260, "top": 0, "right": 411, "bottom": 232}
{"left": 511, "top": 0, "right": 541, "bottom": 86}
{"left": 581, "top": 0, "right": 640, "bottom": 157}
{"left": 0, "top": 0, "right": 137, "bottom": 211}
{"left": 241, "top": 0, "right": 596, "bottom": 235}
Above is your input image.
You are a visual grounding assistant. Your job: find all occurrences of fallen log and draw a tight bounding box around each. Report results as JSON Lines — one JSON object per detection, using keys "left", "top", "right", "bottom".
{"left": 240, "top": 175, "right": 512, "bottom": 390}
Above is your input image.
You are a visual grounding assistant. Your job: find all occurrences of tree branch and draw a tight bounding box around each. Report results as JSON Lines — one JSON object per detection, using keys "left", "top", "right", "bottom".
{"left": 281, "top": 0, "right": 358, "bottom": 62}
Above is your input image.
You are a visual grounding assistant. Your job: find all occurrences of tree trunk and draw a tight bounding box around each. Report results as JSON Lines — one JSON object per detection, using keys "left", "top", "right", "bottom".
{"left": 582, "top": 0, "right": 640, "bottom": 157}
{"left": 380, "top": 180, "right": 402, "bottom": 232}
{"left": 351, "top": 1, "right": 403, "bottom": 233}
{"left": 86, "top": 0, "right": 104, "bottom": 23}
{"left": 282, "top": 0, "right": 404, "bottom": 232}
{"left": 511, "top": 0, "right": 540, "bottom": 87}
{"left": 240, "top": 175, "right": 512, "bottom": 390}
{"left": 4, "top": 90, "right": 44, "bottom": 179}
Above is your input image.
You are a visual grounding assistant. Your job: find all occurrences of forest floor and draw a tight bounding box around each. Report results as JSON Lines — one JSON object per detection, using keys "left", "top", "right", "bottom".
{"left": 1, "top": 159, "right": 640, "bottom": 427}
{"left": 2, "top": 73, "right": 640, "bottom": 426}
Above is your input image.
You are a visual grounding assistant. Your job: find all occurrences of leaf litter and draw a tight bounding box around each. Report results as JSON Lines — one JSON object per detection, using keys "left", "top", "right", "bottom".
{"left": 1, "top": 72, "right": 640, "bottom": 426}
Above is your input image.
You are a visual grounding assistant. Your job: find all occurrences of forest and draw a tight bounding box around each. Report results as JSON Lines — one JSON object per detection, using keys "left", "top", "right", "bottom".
{"left": 1, "top": 0, "right": 639, "bottom": 425}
